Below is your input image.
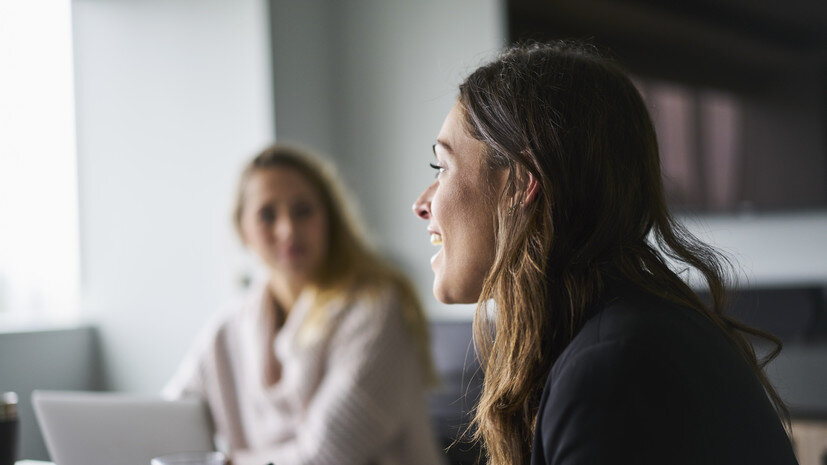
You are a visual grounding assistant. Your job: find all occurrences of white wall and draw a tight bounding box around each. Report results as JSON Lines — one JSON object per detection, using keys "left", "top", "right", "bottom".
{"left": 269, "top": 0, "right": 338, "bottom": 158}
{"left": 683, "top": 213, "right": 827, "bottom": 287}
{"left": 72, "top": 0, "right": 274, "bottom": 393}
{"left": 270, "top": 0, "right": 506, "bottom": 320}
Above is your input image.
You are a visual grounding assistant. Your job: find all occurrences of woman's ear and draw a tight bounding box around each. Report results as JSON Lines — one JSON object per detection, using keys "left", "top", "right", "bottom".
{"left": 506, "top": 168, "right": 539, "bottom": 212}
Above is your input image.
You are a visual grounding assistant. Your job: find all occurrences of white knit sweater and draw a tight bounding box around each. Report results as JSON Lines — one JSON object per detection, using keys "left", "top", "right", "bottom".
{"left": 163, "top": 283, "right": 444, "bottom": 465}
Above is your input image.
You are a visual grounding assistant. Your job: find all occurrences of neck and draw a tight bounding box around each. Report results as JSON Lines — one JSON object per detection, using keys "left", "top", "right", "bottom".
{"left": 267, "top": 274, "right": 306, "bottom": 313}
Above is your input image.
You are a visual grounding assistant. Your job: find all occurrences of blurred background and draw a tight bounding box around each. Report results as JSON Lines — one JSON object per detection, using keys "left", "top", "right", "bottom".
{"left": 1, "top": 0, "right": 826, "bottom": 461}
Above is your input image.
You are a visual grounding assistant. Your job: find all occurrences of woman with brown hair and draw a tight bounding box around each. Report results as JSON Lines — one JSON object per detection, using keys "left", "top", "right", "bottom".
{"left": 413, "top": 42, "right": 798, "bottom": 465}
{"left": 166, "top": 145, "right": 443, "bottom": 465}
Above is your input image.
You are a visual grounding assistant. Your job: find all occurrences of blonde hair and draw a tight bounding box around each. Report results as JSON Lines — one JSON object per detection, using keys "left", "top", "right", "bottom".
{"left": 234, "top": 144, "right": 438, "bottom": 385}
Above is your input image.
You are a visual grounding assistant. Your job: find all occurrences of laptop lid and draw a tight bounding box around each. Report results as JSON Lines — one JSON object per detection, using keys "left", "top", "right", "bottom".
{"left": 32, "top": 390, "right": 215, "bottom": 465}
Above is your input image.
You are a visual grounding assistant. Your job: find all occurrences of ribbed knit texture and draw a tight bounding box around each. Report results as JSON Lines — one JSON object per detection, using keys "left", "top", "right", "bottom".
{"left": 163, "top": 283, "right": 444, "bottom": 465}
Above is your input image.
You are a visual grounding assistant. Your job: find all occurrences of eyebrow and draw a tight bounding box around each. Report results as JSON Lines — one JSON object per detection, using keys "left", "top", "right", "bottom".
{"left": 434, "top": 139, "right": 453, "bottom": 154}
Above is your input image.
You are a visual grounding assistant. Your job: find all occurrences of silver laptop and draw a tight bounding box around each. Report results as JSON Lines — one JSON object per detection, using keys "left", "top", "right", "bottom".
{"left": 32, "top": 390, "right": 216, "bottom": 465}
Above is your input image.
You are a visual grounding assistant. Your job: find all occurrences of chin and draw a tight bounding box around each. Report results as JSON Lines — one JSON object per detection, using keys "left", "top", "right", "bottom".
{"left": 433, "top": 279, "right": 481, "bottom": 305}
{"left": 433, "top": 288, "right": 453, "bottom": 304}
{"left": 432, "top": 279, "right": 453, "bottom": 304}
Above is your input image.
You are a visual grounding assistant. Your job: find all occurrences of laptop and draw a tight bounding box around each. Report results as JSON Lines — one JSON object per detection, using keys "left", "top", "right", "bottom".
{"left": 32, "top": 390, "right": 216, "bottom": 465}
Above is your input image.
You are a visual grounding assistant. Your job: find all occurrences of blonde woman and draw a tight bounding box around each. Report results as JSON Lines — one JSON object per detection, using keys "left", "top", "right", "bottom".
{"left": 165, "top": 145, "right": 443, "bottom": 465}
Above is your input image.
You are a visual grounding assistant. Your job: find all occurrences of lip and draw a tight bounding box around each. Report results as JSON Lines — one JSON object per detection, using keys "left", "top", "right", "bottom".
{"left": 427, "top": 227, "right": 444, "bottom": 245}
{"left": 430, "top": 248, "right": 441, "bottom": 266}
{"left": 428, "top": 227, "right": 443, "bottom": 267}
{"left": 278, "top": 245, "right": 306, "bottom": 259}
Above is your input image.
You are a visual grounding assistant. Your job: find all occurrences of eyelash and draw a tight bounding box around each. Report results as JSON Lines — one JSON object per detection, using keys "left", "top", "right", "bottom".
{"left": 429, "top": 162, "right": 444, "bottom": 178}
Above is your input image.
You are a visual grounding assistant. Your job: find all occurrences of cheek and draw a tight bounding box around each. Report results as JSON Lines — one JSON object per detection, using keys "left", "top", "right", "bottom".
{"left": 306, "top": 215, "right": 329, "bottom": 250}
{"left": 240, "top": 218, "right": 263, "bottom": 245}
{"left": 435, "top": 181, "right": 488, "bottom": 238}
{"left": 431, "top": 182, "right": 459, "bottom": 225}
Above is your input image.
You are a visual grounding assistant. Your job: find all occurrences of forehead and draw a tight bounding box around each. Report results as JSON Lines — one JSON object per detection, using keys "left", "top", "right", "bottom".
{"left": 244, "top": 166, "right": 321, "bottom": 203}
{"left": 437, "top": 104, "right": 467, "bottom": 142}
{"left": 436, "top": 103, "right": 487, "bottom": 162}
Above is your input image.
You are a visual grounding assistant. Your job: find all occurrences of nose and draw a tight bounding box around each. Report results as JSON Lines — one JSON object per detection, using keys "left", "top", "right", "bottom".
{"left": 274, "top": 215, "right": 295, "bottom": 241}
{"left": 412, "top": 183, "right": 434, "bottom": 220}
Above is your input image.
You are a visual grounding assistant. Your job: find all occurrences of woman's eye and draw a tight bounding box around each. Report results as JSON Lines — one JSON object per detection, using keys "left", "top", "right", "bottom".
{"left": 429, "top": 162, "right": 444, "bottom": 178}
{"left": 258, "top": 207, "right": 275, "bottom": 223}
{"left": 292, "top": 203, "right": 314, "bottom": 219}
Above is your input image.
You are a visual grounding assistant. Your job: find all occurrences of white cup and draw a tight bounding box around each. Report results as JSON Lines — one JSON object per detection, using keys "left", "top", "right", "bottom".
{"left": 150, "top": 451, "right": 228, "bottom": 465}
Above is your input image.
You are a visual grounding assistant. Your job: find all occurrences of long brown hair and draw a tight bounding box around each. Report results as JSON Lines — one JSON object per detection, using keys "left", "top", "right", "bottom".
{"left": 459, "top": 42, "right": 786, "bottom": 465}
{"left": 234, "top": 144, "right": 438, "bottom": 385}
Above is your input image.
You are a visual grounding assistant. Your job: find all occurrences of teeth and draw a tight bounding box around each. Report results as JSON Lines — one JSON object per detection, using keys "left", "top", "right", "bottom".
{"left": 430, "top": 233, "right": 443, "bottom": 246}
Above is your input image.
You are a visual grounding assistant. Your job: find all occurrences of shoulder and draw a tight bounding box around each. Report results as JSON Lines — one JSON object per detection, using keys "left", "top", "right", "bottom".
{"left": 545, "top": 304, "right": 687, "bottom": 419}
{"left": 550, "top": 286, "right": 724, "bottom": 381}
{"left": 545, "top": 285, "right": 737, "bottom": 401}
{"left": 191, "top": 283, "right": 267, "bottom": 348}
{"left": 316, "top": 283, "right": 412, "bottom": 357}
{"left": 334, "top": 284, "right": 405, "bottom": 333}
{"left": 311, "top": 284, "right": 422, "bottom": 385}
{"left": 532, "top": 286, "right": 797, "bottom": 464}
{"left": 531, "top": 293, "right": 704, "bottom": 463}
{"left": 161, "top": 287, "right": 258, "bottom": 399}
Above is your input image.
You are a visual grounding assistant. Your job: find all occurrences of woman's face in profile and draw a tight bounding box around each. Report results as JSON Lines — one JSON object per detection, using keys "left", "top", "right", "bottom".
{"left": 413, "top": 103, "right": 506, "bottom": 304}
{"left": 239, "top": 167, "right": 329, "bottom": 286}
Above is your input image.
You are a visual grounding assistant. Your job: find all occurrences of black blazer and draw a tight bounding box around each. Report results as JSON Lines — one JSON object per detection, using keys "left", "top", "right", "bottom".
{"left": 530, "top": 284, "right": 798, "bottom": 465}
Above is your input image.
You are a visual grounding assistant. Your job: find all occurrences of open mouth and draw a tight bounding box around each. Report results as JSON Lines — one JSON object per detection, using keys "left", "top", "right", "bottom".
{"left": 430, "top": 233, "right": 443, "bottom": 246}
{"left": 429, "top": 233, "right": 443, "bottom": 266}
